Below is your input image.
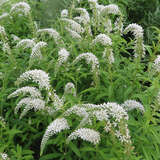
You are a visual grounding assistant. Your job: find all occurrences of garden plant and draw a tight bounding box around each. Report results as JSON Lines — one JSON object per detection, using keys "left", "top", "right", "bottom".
{"left": 0, "top": 0, "right": 160, "bottom": 160}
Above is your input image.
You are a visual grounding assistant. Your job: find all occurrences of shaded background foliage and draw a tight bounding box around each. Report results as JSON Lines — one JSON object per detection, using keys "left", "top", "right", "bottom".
{"left": 32, "top": 0, "right": 160, "bottom": 43}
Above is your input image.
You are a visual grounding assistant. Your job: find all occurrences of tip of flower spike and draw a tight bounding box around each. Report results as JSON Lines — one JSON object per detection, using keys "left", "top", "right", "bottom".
{"left": 10, "top": 2, "right": 31, "bottom": 16}
{"left": 67, "top": 128, "right": 100, "bottom": 145}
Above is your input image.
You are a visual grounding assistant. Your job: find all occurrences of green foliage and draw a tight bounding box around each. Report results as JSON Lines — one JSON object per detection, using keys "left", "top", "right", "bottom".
{"left": 0, "top": 0, "right": 160, "bottom": 160}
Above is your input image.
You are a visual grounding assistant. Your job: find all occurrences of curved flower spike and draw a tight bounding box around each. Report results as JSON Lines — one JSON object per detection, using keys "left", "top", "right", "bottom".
{"left": 67, "top": 128, "right": 100, "bottom": 145}
{"left": 123, "top": 23, "right": 145, "bottom": 57}
{"left": 16, "top": 39, "right": 35, "bottom": 49}
{"left": 61, "top": 18, "right": 84, "bottom": 34}
{"left": 122, "top": 100, "right": 145, "bottom": 113}
{"left": 65, "top": 27, "right": 82, "bottom": 40}
{"left": 73, "top": 52, "right": 99, "bottom": 73}
{"left": 8, "top": 86, "right": 42, "bottom": 99}
{"left": 40, "top": 118, "right": 69, "bottom": 155}
{"left": 61, "top": 9, "right": 68, "bottom": 18}
{"left": 0, "top": 153, "right": 10, "bottom": 160}
{"left": 10, "top": 2, "right": 31, "bottom": 16}
{"left": 30, "top": 41, "right": 47, "bottom": 59}
{"left": 37, "top": 28, "right": 62, "bottom": 44}
{"left": 100, "top": 4, "right": 120, "bottom": 16}
{"left": 74, "top": 8, "right": 90, "bottom": 25}
{"left": 16, "top": 69, "right": 51, "bottom": 90}
{"left": 15, "top": 98, "right": 46, "bottom": 119}
{"left": 92, "top": 34, "right": 112, "bottom": 46}
{"left": 64, "top": 82, "right": 76, "bottom": 96}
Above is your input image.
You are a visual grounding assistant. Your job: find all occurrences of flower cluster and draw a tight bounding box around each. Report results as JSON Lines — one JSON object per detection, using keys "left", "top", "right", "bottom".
{"left": 37, "top": 28, "right": 62, "bottom": 44}
{"left": 65, "top": 27, "right": 82, "bottom": 40}
{"left": 67, "top": 128, "right": 100, "bottom": 145}
{"left": 73, "top": 52, "right": 99, "bottom": 73}
{"left": 123, "top": 23, "right": 145, "bottom": 58}
{"left": 0, "top": 116, "right": 6, "bottom": 127}
{"left": 8, "top": 86, "right": 42, "bottom": 99}
{"left": 16, "top": 69, "right": 51, "bottom": 90}
{"left": 10, "top": 2, "right": 31, "bottom": 16}
{"left": 74, "top": 8, "right": 90, "bottom": 25}
{"left": 0, "top": 153, "right": 10, "bottom": 160}
{"left": 15, "top": 98, "right": 46, "bottom": 119}
{"left": 122, "top": 100, "right": 145, "bottom": 113}
{"left": 40, "top": 118, "right": 69, "bottom": 155}
{"left": 153, "top": 55, "right": 160, "bottom": 73}
{"left": 64, "top": 82, "right": 76, "bottom": 96}
{"left": 100, "top": 4, "right": 120, "bottom": 16}
{"left": 61, "top": 18, "right": 84, "bottom": 34}
{"left": 16, "top": 39, "right": 35, "bottom": 49}
{"left": 61, "top": 9, "right": 68, "bottom": 18}
{"left": 92, "top": 34, "right": 112, "bottom": 46}
{"left": 30, "top": 41, "right": 47, "bottom": 59}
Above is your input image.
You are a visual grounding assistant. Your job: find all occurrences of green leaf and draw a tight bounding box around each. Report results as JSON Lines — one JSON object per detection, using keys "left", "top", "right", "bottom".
{"left": 68, "top": 142, "right": 81, "bottom": 157}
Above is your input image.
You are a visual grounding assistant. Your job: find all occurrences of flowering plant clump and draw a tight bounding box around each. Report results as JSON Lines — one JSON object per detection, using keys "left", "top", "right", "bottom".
{"left": 0, "top": 0, "right": 160, "bottom": 159}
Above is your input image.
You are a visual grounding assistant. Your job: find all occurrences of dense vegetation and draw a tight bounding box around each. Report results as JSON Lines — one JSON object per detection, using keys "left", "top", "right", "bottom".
{"left": 1, "top": 0, "right": 160, "bottom": 160}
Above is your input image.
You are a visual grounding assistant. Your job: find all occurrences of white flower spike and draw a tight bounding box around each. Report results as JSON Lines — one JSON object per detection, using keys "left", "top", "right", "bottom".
{"left": 8, "top": 86, "right": 42, "bottom": 99}
{"left": 67, "top": 128, "right": 100, "bottom": 145}
{"left": 40, "top": 118, "right": 69, "bottom": 155}
{"left": 10, "top": 2, "right": 31, "bottom": 16}
{"left": 16, "top": 69, "right": 51, "bottom": 90}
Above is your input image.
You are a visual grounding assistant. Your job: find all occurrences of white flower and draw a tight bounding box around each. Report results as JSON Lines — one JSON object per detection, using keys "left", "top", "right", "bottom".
{"left": 61, "top": 18, "right": 84, "bottom": 34}
{"left": 40, "top": 118, "right": 69, "bottom": 155}
{"left": 156, "top": 90, "right": 160, "bottom": 105}
{"left": 92, "top": 34, "right": 112, "bottom": 46}
{"left": 16, "top": 69, "right": 51, "bottom": 90}
{"left": 74, "top": 8, "right": 90, "bottom": 25}
{"left": 122, "top": 100, "right": 145, "bottom": 113}
{"left": 64, "top": 82, "right": 76, "bottom": 96}
{"left": 103, "top": 48, "right": 115, "bottom": 64}
{"left": 123, "top": 23, "right": 145, "bottom": 57}
{"left": 123, "top": 23, "right": 143, "bottom": 39}
{"left": 30, "top": 41, "right": 47, "bottom": 59}
{"left": 0, "top": 116, "right": 6, "bottom": 127}
{"left": 16, "top": 39, "right": 35, "bottom": 49}
{"left": 92, "top": 109, "right": 109, "bottom": 121}
{"left": 0, "top": 25, "right": 6, "bottom": 36}
{"left": 88, "top": 0, "right": 97, "bottom": 4}
{"left": 52, "top": 90, "right": 64, "bottom": 110}
{"left": 73, "top": 53, "right": 99, "bottom": 73}
{"left": 100, "top": 4, "right": 120, "bottom": 16}
{"left": 0, "top": 13, "right": 9, "bottom": 20}
{"left": 11, "top": 34, "right": 21, "bottom": 42}
{"left": 105, "top": 102, "right": 128, "bottom": 122}
{"left": 57, "top": 48, "right": 70, "bottom": 66}
{"left": 115, "top": 124, "right": 131, "bottom": 143}
{"left": 104, "top": 121, "right": 112, "bottom": 132}
{"left": 8, "top": 86, "right": 42, "bottom": 99}
{"left": 153, "top": 55, "right": 160, "bottom": 72}
{"left": 81, "top": 102, "right": 128, "bottom": 122}
{"left": 2, "top": 42, "right": 11, "bottom": 54}
{"left": 61, "top": 9, "right": 68, "bottom": 18}
{"left": 0, "top": 153, "right": 10, "bottom": 160}
{"left": 64, "top": 105, "right": 91, "bottom": 127}
{"left": 10, "top": 2, "right": 31, "bottom": 16}
{"left": 15, "top": 98, "right": 46, "bottom": 119}
{"left": 114, "top": 17, "right": 123, "bottom": 33}
{"left": 103, "top": 19, "right": 112, "bottom": 33}
{"left": 67, "top": 128, "right": 100, "bottom": 145}
{"left": 37, "top": 28, "right": 62, "bottom": 44}
{"left": 64, "top": 105, "right": 88, "bottom": 118}
{"left": 65, "top": 27, "right": 82, "bottom": 40}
